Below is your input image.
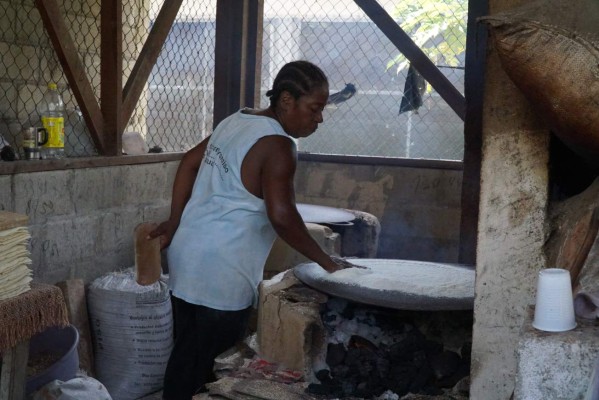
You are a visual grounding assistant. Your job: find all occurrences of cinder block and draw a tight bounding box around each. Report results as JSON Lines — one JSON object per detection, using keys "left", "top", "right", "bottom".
{"left": 257, "top": 270, "right": 328, "bottom": 382}
{"left": 13, "top": 170, "right": 73, "bottom": 222}
{"left": 514, "top": 308, "right": 599, "bottom": 399}
{"left": 122, "top": 164, "right": 168, "bottom": 206}
{"left": 69, "top": 166, "right": 126, "bottom": 212}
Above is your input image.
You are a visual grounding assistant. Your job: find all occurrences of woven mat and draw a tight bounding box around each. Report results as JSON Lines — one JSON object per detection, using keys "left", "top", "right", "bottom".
{"left": 0, "top": 282, "right": 68, "bottom": 352}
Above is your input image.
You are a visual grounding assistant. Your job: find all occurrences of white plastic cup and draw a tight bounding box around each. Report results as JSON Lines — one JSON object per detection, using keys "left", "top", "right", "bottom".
{"left": 532, "top": 268, "right": 577, "bottom": 332}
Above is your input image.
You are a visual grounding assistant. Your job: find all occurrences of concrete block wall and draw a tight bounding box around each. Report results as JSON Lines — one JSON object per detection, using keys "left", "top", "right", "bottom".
{"left": 0, "top": 161, "right": 177, "bottom": 284}
{"left": 295, "top": 161, "right": 463, "bottom": 263}
{"left": 514, "top": 309, "right": 599, "bottom": 400}
{"left": 0, "top": 158, "right": 462, "bottom": 285}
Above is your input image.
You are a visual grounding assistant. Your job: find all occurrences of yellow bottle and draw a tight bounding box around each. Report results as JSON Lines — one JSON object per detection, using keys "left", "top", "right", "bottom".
{"left": 39, "top": 83, "right": 65, "bottom": 159}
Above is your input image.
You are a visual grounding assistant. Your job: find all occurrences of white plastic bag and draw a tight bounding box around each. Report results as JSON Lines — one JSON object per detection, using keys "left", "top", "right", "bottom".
{"left": 32, "top": 376, "right": 112, "bottom": 400}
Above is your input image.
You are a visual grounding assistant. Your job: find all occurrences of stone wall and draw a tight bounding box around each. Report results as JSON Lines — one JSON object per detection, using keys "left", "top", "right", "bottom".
{"left": 0, "top": 161, "right": 177, "bottom": 283}
{"left": 0, "top": 158, "right": 462, "bottom": 285}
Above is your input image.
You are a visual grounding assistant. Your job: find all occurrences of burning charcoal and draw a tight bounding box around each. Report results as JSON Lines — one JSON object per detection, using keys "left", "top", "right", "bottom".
{"left": 316, "top": 369, "right": 334, "bottom": 383}
{"left": 307, "top": 382, "right": 343, "bottom": 397}
{"left": 436, "top": 362, "right": 470, "bottom": 388}
{"left": 326, "top": 343, "right": 346, "bottom": 367}
{"left": 376, "top": 356, "right": 390, "bottom": 378}
{"left": 389, "top": 332, "right": 426, "bottom": 361}
{"left": 409, "top": 361, "right": 433, "bottom": 393}
{"left": 331, "top": 364, "right": 349, "bottom": 379}
{"left": 349, "top": 334, "right": 378, "bottom": 351}
{"left": 344, "top": 347, "right": 362, "bottom": 367}
{"left": 354, "top": 381, "right": 381, "bottom": 398}
{"left": 430, "top": 350, "right": 461, "bottom": 381}
{"left": 385, "top": 362, "right": 416, "bottom": 397}
{"left": 341, "top": 381, "right": 356, "bottom": 397}
{"left": 423, "top": 339, "right": 444, "bottom": 357}
{"left": 420, "top": 385, "right": 444, "bottom": 396}
{"left": 461, "top": 341, "right": 472, "bottom": 362}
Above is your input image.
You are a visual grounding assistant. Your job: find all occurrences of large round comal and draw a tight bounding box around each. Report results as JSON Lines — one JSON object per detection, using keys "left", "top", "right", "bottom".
{"left": 294, "top": 259, "right": 475, "bottom": 310}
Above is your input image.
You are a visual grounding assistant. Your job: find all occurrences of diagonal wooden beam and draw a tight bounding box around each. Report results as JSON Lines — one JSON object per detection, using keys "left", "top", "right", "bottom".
{"left": 35, "top": 0, "right": 105, "bottom": 153}
{"left": 101, "top": 0, "right": 123, "bottom": 156}
{"left": 354, "top": 0, "right": 466, "bottom": 120}
{"left": 122, "top": 0, "right": 184, "bottom": 128}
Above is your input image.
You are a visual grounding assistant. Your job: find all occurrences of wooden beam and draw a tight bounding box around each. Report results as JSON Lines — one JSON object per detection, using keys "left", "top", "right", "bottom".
{"left": 35, "top": 0, "right": 105, "bottom": 153}
{"left": 459, "top": 0, "right": 488, "bottom": 265}
{"left": 213, "top": 0, "right": 262, "bottom": 128}
{"left": 243, "top": 0, "right": 264, "bottom": 107}
{"left": 101, "top": 0, "right": 123, "bottom": 156}
{"left": 122, "top": 0, "right": 184, "bottom": 128}
{"left": 354, "top": 0, "right": 466, "bottom": 120}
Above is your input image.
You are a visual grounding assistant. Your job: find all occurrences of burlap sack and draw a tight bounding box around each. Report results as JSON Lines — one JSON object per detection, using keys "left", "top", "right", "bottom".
{"left": 482, "top": 16, "right": 599, "bottom": 167}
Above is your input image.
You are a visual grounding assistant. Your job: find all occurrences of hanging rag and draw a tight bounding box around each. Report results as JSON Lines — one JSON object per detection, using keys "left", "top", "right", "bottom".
{"left": 399, "top": 64, "right": 426, "bottom": 114}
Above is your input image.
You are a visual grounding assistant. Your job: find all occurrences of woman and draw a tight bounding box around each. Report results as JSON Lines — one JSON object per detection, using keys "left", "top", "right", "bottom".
{"left": 151, "top": 60, "right": 357, "bottom": 400}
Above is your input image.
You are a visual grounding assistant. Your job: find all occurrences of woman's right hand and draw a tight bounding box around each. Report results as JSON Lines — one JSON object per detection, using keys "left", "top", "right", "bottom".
{"left": 321, "top": 256, "right": 366, "bottom": 273}
{"left": 148, "top": 219, "right": 179, "bottom": 250}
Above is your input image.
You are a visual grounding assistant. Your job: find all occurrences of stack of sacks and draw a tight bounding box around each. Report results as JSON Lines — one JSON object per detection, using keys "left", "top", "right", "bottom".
{"left": 0, "top": 211, "right": 32, "bottom": 300}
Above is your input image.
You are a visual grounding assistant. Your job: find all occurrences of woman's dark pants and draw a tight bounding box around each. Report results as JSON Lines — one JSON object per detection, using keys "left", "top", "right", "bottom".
{"left": 162, "top": 295, "right": 251, "bottom": 400}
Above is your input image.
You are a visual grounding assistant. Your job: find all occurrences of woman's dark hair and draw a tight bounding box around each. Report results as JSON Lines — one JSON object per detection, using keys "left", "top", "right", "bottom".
{"left": 266, "top": 60, "right": 328, "bottom": 108}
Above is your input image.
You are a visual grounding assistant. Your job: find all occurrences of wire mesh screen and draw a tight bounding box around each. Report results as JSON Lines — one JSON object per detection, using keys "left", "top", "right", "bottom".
{"left": 0, "top": 0, "right": 100, "bottom": 158}
{"left": 146, "top": 1, "right": 216, "bottom": 153}
{"left": 0, "top": 0, "right": 215, "bottom": 159}
{"left": 0, "top": 0, "right": 464, "bottom": 161}
{"left": 260, "top": 0, "right": 466, "bottom": 160}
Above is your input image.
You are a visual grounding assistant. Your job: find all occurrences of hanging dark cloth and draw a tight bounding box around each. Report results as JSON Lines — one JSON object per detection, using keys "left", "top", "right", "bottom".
{"left": 399, "top": 64, "right": 426, "bottom": 114}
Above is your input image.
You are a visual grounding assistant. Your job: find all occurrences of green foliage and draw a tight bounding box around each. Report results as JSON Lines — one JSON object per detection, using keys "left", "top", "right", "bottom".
{"left": 386, "top": 0, "right": 467, "bottom": 74}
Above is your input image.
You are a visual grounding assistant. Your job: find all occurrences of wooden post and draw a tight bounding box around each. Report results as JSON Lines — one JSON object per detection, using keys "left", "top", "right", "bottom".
{"left": 213, "top": 0, "right": 263, "bottom": 128}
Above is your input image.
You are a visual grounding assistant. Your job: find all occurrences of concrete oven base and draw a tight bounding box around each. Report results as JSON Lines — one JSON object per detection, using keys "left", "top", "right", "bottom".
{"left": 514, "top": 307, "right": 599, "bottom": 400}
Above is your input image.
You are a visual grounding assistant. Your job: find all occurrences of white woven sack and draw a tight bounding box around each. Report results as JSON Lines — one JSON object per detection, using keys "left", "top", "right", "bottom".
{"left": 88, "top": 269, "right": 173, "bottom": 400}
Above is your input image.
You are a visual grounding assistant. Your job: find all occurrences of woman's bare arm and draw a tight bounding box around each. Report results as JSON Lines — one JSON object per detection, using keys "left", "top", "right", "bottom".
{"left": 149, "top": 136, "right": 210, "bottom": 249}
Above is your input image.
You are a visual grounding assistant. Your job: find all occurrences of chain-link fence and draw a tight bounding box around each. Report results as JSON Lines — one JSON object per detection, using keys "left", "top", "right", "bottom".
{"left": 260, "top": 0, "right": 466, "bottom": 160}
{"left": 0, "top": 0, "right": 465, "bottom": 161}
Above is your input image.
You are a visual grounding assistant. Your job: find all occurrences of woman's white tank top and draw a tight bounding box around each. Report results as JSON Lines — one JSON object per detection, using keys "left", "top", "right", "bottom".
{"left": 167, "top": 109, "right": 294, "bottom": 310}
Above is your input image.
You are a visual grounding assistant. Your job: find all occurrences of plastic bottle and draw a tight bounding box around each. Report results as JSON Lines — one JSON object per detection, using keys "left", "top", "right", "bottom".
{"left": 39, "top": 82, "right": 65, "bottom": 159}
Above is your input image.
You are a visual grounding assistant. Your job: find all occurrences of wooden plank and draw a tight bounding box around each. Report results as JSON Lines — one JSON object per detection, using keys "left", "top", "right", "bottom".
{"left": 0, "top": 341, "right": 29, "bottom": 400}
{"left": 459, "top": 0, "right": 488, "bottom": 265}
{"left": 354, "top": 0, "right": 466, "bottom": 120}
{"left": 0, "top": 153, "right": 183, "bottom": 176}
{"left": 0, "top": 212, "right": 28, "bottom": 231}
{"left": 101, "top": 0, "right": 123, "bottom": 156}
{"left": 122, "top": 0, "right": 184, "bottom": 128}
{"left": 34, "top": 0, "right": 105, "bottom": 154}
